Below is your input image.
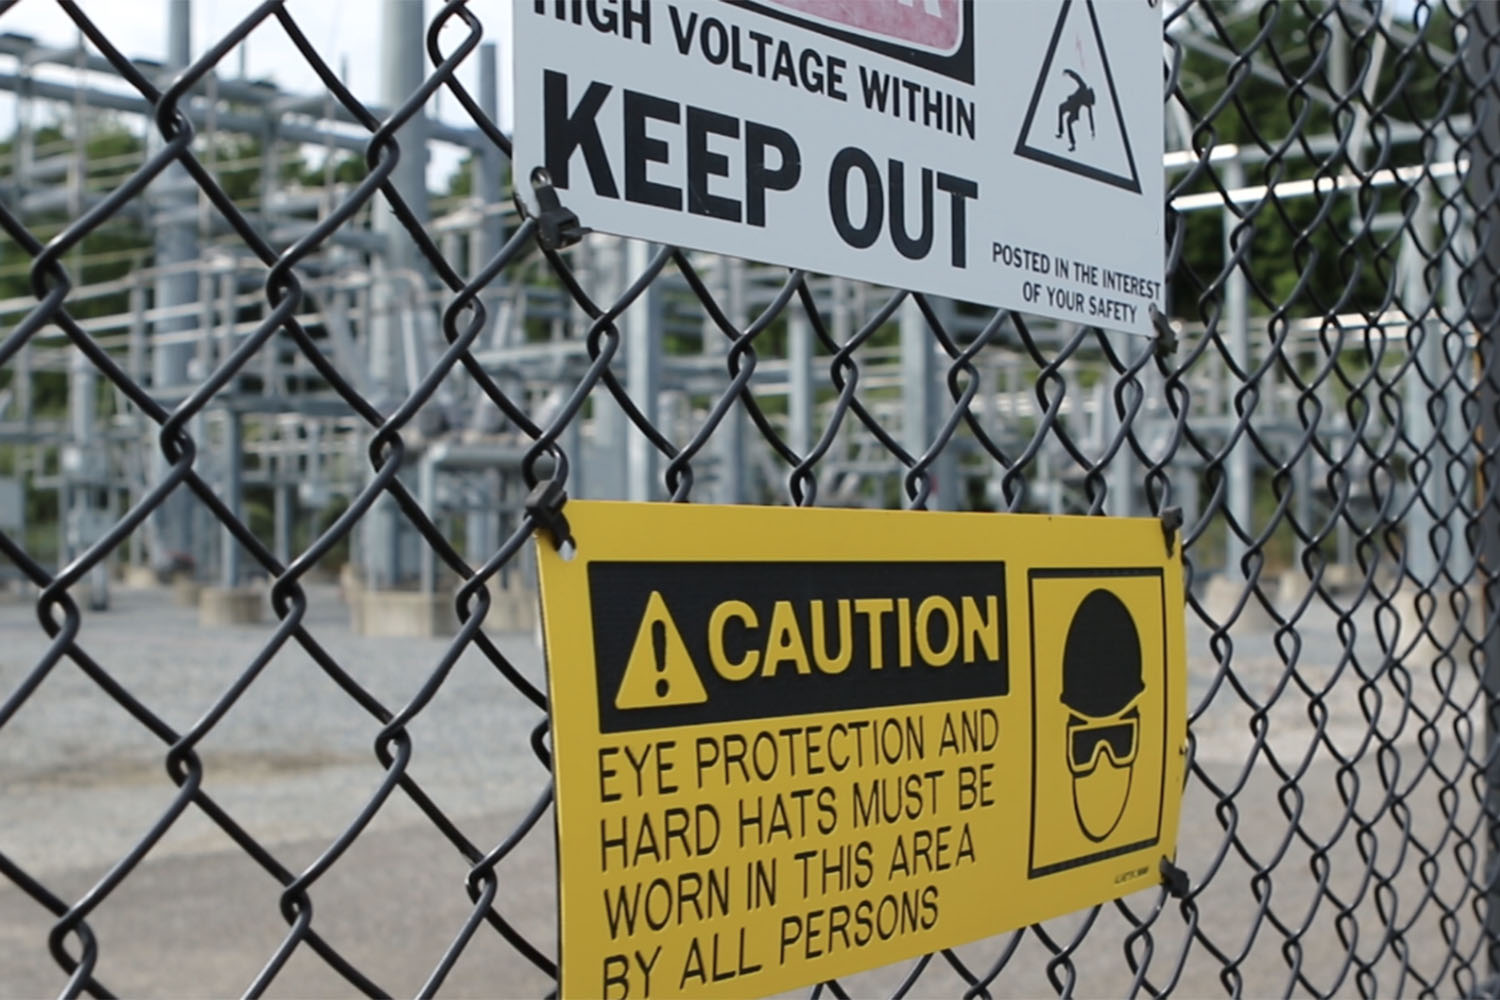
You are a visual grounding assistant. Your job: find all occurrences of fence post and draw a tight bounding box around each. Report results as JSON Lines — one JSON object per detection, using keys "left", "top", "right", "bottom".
{"left": 1465, "top": 0, "right": 1500, "bottom": 977}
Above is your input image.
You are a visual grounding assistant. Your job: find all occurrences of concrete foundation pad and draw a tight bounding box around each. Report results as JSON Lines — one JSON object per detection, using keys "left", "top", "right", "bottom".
{"left": 1391, "top": 582, "right": 1478, "bottom": 660}
{"left": 349, "top": 585, "right": 536, "bottom": 637}
{"left": 120, "top": 565, "right": 160, "bottom": 589}
{"left": 1201, "top": 574, "right": 1279, "bottom": 632}
{"left": 1320, "top": 563, "right": 1365, "bottom": 593}
{"left": 171, "top": 576, "right": 201, "bottom": 608}
{"left": 351, "top": 590, "right": 453, "bottom": 638}
{"left": 479, "top": 586, "right": 537, "bottom": 633}
{"left": 198, "top": 586, "right": 265, "bottom": 626}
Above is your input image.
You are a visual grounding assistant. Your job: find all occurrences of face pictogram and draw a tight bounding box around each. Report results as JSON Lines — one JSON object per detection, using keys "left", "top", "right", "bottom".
{"left": 1028, "top": 567, "right": 1172, "bottom": 881}
{"left": 1060, "top": 589, "right": 1143, "bottom": 842}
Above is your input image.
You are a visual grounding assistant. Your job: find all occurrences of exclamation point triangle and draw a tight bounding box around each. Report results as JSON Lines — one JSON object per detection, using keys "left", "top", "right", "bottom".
{"left": 1013, "top": 0, "right": 1142, "bottom": 194}
{"left": 614, "top": 591, "right": 708, "bottom": 710}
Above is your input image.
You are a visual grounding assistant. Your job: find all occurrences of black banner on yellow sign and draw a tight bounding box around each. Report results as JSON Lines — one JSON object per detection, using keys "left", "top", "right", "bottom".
{"left": 535, "top": 502, "right": 1187, "bottom": 999}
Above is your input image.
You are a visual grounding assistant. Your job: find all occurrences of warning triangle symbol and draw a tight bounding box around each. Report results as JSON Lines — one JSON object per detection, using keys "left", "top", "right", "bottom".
{"left": 1013, "top": 0, "right": 1142, "bottom": 194}
{"left": 614, "top": 591, "right": 709, "bottom": 710}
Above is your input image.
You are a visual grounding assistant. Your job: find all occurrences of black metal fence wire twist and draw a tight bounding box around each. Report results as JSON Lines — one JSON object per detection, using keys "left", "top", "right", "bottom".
{"left": 3, "top": 0, "right": 1500, "bottom": 996}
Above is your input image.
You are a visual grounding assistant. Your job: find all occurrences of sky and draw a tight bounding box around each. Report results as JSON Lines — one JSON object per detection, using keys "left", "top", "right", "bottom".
{"left": 0, "top": 0, "right": 516, "bottom": 185}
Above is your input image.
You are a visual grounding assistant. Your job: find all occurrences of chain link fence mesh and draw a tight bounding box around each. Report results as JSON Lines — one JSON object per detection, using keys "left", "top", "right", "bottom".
{"left": 2, "top": 0, "right": 1500, "bottom": 996}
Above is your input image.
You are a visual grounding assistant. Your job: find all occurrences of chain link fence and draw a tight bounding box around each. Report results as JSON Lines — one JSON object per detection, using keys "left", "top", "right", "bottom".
{"left": 2, "top": 0, "right": 1500, "bottom": 996}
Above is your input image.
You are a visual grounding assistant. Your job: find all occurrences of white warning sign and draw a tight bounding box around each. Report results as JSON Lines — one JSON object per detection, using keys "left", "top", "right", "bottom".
{"left": 512, "top": 0, "right": 1164, "bottom": 335}
{"left": 1015, "top": 0, "right": 1141, "bottom": 194}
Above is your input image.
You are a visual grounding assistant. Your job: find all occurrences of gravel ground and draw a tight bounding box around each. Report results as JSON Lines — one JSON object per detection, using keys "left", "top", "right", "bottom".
{"left": 0, "top": 580, "right": 1488, "bottom": 998}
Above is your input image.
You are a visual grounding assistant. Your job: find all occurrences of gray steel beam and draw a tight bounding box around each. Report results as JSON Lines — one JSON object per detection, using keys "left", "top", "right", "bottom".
{"left": 147, "top": 0, "right": 198, "bottom": 576}
{"left": 626, "top": 239, "right": 662, "bottom": 501}
{"left": 588, "top": 238, "right": 628, "bottom": 500}
{"left": 901, "top": 297, "right": 955, "bottom": 509}
{"left": 1100, "top": 335, "right": 1136, "bottom": 519}
{"left": 467, "top": 45, "right": 505, "bottom": 553}
{"left": 221, "top": 409, "right": 243, "bottom": 588}
{"left": 788, "top": 307, "right": 812, "bottom": 461}
{"left": 1404, "top": 177, "right": 1444, "bottom": 587}
{"left": 362, "top": 0, "right": 430, "bottom": 589}
{"left": 273, "top": 481, "right": 293, "bottom": 568}
{"left": 1223, "top": 157, "right": 1252, "bottom": 576}
{"left": 0, "top": 75, "right": 487, "bottom": 150}
{"left": 712, "top": 257, "right": 747, "bottom": 504}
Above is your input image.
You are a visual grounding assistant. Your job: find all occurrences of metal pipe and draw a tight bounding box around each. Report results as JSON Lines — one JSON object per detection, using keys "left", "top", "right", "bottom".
{"left": 0, "top": 71, "right": 488, "bottom": 150}
{"left": 788, "top": 308, "right": 812, "bottom": 460}
{"left": 713, "top": 257, "right": 747, "bottom": 504}
{"left": 221, "top": 410, "right": 242, "bottom": 588}
{"left": 900, "top": 298, "right": 933, "bottom": 508}
{"left": 625, "top": 239, "right": 661, "bottom": 501}
{"left": 1100, "top": 335, "right": 1135, "bottom": 519}
{"left": 361, "top": 0, "right": 430, "bottom": 589}
{"left": 1223, "top": 157, "right": 1252, "bottom": 577}
{"left": 588, "top": 238, "right": 628, "bottom": 500}
{"left": 1404, "top": 178, "right": 1441, "bottom": 588}
{"left": 147, "top": 0, "right": 198, "bottom": 575}
{"left": 273, "top": 482, "right": 293, "bottom": 568}
{"left": 467, "top": 40, "right": 508, "bottom": 562}
{"left": 418, "top": 452, "right": 436, "bottom": 595}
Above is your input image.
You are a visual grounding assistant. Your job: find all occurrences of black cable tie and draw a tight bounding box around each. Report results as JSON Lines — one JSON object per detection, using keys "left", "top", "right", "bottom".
{"left": 1160, "top": 506, "right": 1184, "bottom": 557}
{"left": 525, "top": 477, "right": 574, "bottom": 556}
{"left": 1149, "top": 305, "right": 1178, "bottom": 359}
{"left": 526, "top": 166, "right": 588, "bottom": 251}
{"left": 1160, "top": 857, "right": 1191, "bottom": 898}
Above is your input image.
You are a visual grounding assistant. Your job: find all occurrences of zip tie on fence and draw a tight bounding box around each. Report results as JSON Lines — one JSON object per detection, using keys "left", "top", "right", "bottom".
{"left": 1150, "top": 304, "right": 1178, "bottom": 360}
{"left": 525, "top": 476, "right": 575, "bottom": 558}
{"left": 1160, "top": 506, "right": 1184, "bottom": 557}
{"left": 1160, "top": 857, "right": 1191, "bottom": 899}
{"left": 522, "top": 167, "right": 588, "bottom": 251}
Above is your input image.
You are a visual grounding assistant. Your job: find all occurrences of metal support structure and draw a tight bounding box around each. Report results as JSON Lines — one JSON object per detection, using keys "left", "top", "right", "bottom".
{"left": 418, "top": 451, "right": 437, "bottom": 595}
{"left": 148, "top": 0, "right": 199, "bottom": 575}
{"left": 2, "top": 3, "right": 1500, "bottom": 994}
{"left": 273, "top": 482, "right": 293, "bottom": 568}
{"left": 587, "top": 237, "right": 628, "bottom": 500}
{"left": 1405, "top": 175, "right": 1445, "bottom": 588}
{"left": 900, "top": 297, "right": 955, "bottom": 509}
{"left": 220, "top": 410, "right": 242, "bottom": 588}
{"left": 362, "top": 0, "right": 430, "bottom": 588}
{"left": 1100, "top": 332, "right": 1137, "bottom": 519}
{"left": 473, "top": 41, "right": 505, "bottom": 307}
{"left": 625, "top": 239, "right": 661, "bottom": 502}
{"left": 465, "top": 471, "right": 498, "bottom": 568}
{"left": 66, "top": 336, "right": 107, "bottom": 609}
{"left": 788, "top": 307, "right": 812, "bottom": 460}
{"left": 1223, "top": 156, "right": 1253, "bottom": 576}
{"left": 711, "top": 257, "right": 746, "bottom": 504}
{"left": 462, "top": 39, "right": 507, "bottom": 569}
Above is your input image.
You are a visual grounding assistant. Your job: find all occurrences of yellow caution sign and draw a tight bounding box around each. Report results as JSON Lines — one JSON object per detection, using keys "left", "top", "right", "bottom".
{"left": 536, "top": 502, "right": 1187, "bottom": 1000}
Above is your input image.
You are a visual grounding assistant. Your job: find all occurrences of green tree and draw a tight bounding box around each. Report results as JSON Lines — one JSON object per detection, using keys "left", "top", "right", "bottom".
{"left": 1168, "top": 3, "right": 1464, "bottom": 322}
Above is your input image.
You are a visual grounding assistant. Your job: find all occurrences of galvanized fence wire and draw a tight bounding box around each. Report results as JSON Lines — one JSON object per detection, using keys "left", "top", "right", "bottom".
{"left": 0, "top": 0, "right": 1498, "bottom": 996}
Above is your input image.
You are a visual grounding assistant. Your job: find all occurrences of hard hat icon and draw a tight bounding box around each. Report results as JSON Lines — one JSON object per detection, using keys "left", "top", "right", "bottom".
{"left": 1061, "top": 589, "right": 1144, "bottom": 718}
{"left": 1061, "top": 588, "right": 1144, "bottom": 842}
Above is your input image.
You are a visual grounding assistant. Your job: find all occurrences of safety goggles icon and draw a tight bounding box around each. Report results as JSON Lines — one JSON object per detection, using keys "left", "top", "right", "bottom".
{"left": 1067, "top": 711, "right": 1139, "bottom": 775}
